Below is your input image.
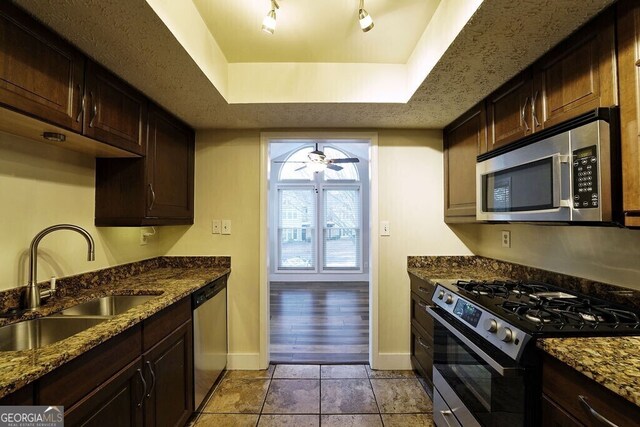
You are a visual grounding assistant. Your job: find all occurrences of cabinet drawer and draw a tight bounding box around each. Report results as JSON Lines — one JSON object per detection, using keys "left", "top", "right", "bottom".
{"left": 410, "top": 276, "right": 434, "bottom": 302}
{"left": 142, "top": 297, "right": 191, "bottom": 352}
{"left": 541, "top": 394, "right": 583, "bottom": 427}
{"left": 411, "top": 323, "right": 433, "bottom": 384}
{"left": 411, "top": 292, "right": 434, "bottom": 336}
{"left": 542, "top": 353, "right": 640, "bottom": 427}
{"left": 38, "top": 324, "right": 141, "bottom": 409}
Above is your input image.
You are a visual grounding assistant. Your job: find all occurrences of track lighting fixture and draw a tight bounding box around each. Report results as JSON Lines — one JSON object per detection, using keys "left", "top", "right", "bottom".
{"left": 262, "top": 0, "right": 279, "bottom": 34}
{"left": 260, "top": 0, "right": 375, "bottom": 34}
{"left": 358, "top": 0, "right": 374, "bottom": 32}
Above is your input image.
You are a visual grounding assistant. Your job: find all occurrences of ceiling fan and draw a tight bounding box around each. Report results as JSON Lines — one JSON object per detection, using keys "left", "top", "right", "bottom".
{"left": 275, "top": 143, "right": 360, "bottom": 172}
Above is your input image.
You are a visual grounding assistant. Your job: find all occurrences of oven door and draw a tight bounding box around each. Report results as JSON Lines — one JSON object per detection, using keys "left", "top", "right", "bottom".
{"left": 476, "top": 131, "right": 572, "bottom": 222}
{"left": 429, "top": 307, "right": 527, "bottom": 427}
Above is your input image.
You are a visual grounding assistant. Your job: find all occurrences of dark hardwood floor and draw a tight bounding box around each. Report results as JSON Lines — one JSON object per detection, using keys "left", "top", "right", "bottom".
{"left": 270, "top": 282, "right": 369, "bottom": 364}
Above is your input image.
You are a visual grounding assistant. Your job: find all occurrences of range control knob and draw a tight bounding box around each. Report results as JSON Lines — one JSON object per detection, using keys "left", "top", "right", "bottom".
{"left": 437, "top": 290, "right": 445, "bottom": 300}
{"left": 498, "top": 327, "right": 513, "bottom": 343}
{"left": 483, "top": 318, "right": 498, "bottom": 333}
{"left": 445, "top": 294, "right": 453, "bottom": 305}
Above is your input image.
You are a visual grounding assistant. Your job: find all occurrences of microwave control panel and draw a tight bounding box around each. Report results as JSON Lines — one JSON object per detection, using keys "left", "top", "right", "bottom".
{"left": 572, "top": 145, "right": 598, "bottom": 209}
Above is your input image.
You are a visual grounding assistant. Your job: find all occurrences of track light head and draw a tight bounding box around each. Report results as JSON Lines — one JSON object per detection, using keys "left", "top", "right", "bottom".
{"left": 262, "top": 0, "right": 279, "bottom": 34}
{"left": 358, "top": 0, "right": 374, "bottom": 32}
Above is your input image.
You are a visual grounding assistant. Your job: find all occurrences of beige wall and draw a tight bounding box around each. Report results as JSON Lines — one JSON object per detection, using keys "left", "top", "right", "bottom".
{"left": 160, "top": 128, "right": 472, "bottom": 365}
{"left": 451, "top": 224, "right": 640, "bottom": 290}
{"left": 0, "top": 132, "right": 162, "bottom": 291}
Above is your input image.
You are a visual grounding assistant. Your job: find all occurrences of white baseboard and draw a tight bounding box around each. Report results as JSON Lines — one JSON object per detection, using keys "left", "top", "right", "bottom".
{"left": 371, "top": 353, "right": 412, "bottom": 370}
{"left": 226, "top": 353, "right": 262, "bottom": 370}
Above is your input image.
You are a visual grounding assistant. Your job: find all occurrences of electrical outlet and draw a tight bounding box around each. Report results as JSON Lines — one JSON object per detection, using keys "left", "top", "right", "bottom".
{"left": 140, "top": 229, "right": 149, "bottom": 246}
{"left": 212, "top": 219, "right": 221, "bottom": 234}
{"left": 380, "top": 221, "right": 390, "bottom": 236}
{"left": 222, "top": 220, "right": 231, "bottom": 235}
{"left": 501, "top": 230, "right": 511, "bottom": 248}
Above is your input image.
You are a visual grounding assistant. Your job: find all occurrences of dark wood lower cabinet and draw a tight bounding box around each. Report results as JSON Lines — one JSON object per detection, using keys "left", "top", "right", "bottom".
{"left": 409, "top": 274, "right": 435, "bottom": 392}
{"left": 65, "top": 358, "right": 145, "bottom": 427}
{"left": 541, "top": 394, "right": 583, "bottom": 427}
{"left": 143, "top": 321, "right": 194, "bottom": 427}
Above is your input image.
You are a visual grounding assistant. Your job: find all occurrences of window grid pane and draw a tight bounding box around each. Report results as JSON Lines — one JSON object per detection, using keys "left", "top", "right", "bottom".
{"left": 323, "top": 189, "right": 361, "bottom": 269}
{"left": 278, "top": 188, "right": 316, "bottom": 269}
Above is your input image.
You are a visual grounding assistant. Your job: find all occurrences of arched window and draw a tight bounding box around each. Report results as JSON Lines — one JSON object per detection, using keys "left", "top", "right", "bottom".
{"left": 278, "top": 146, "right": 314, "bottom": 181}
{"left": 323, "top": 147, "right": 359, "bottom": 181}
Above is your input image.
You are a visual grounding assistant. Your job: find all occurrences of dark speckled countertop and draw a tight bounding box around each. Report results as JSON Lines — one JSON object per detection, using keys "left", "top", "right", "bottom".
{"left": 0, "top": 257, "right": 230, "bottom": 399}
{"left": 408, "top": 256, "right": 640, "bottom": 408}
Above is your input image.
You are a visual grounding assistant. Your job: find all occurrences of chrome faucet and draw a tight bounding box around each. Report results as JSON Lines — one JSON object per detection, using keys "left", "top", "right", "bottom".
{"left": 25, "top": 224, "right": 95, "bottom": 310}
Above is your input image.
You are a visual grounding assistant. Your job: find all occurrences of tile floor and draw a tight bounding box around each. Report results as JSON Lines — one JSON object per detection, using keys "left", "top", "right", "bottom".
{"left": 191, "top": 364, "right": 434, "bottom": 427}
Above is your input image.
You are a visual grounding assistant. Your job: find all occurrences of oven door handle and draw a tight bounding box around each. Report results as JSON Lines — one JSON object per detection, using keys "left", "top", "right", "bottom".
{"left": 427, "top": 307, "right": 521, "bottom": 376}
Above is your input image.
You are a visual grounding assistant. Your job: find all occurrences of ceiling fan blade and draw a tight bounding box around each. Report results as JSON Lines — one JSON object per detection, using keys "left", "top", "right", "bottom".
{"left": 295, "top": 165, "right": 307, "bottom": 171}
{"left": 330, "top": 158, "right": 360, "bottom": 163}
{"left": 326, "top": 164, "right": 343, "bottom": 171}
{"left": 273, "top": 161, "right": 309, "bottom": 164}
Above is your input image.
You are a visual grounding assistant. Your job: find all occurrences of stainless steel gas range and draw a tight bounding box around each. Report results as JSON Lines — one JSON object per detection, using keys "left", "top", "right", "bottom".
{"left": 428, "top": 279, "right": 640, "bottom": 427}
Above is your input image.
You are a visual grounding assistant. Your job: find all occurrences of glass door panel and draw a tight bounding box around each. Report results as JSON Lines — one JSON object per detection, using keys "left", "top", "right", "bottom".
{"left": 278, "top": 188, "right": 316, "bottom": 270}
{"left": 323, "top": 188, "right": 361, "bottom": 269}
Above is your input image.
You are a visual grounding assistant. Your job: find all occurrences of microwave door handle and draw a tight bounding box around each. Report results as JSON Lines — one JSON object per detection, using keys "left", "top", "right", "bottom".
{"left": 426, "top": 307, "right": 520, "bottom": 376}
{"left": 553, "top": 154, "right": 572, "bottom": 208}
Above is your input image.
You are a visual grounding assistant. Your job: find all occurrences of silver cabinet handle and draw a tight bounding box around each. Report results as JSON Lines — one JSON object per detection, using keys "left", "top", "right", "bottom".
{"left": 136, "top": 368, "right": 147, "bottom": 408}
{"left": 417, "top": 336, "right": 431, "bottom": 350}
{"left": 522, "top": 96, "right": 530, "bottom": 132}
{"left": 146, "top": 361, "right": 156, "bottom": 398}
{"left": 578, "top": 395, "right": 619, "bottom": 427}
{"left": 532, "top": 90, "right": 541, "bottom": 128}
{"left": 148, "top": 184, "right": 156, "bottom": 211}
{"left": 418, "top": 287, "right": 430, "bottom": 294}
{"left": 89, "top": 91, "right": 97, "bottom": 127}
{"left": 635, "top": 59, "right": 640, "bottom": 67}
{"left": 417, "top": 301, "right": 428, "bottom": 310}
{"left": 76, "top": 84, "right": 84, "bottom": 122}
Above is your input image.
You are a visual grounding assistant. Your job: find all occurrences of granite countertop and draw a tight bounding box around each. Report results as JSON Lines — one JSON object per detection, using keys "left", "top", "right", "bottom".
{"left": 407, "top": 256, "right": 512, "bottom": 284}
{"left": 538, "top": 337, "right": 640, "bottom": 407}
{"left": 0, "top": 258, "right": 229, "bottom": 399}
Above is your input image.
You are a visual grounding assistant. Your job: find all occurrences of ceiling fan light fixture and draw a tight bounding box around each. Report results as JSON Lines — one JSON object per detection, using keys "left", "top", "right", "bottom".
{"left": 262, "top": 0, "right": 279, "bottom": 34}
{"left": 358, "top": 0, "right": 374, "bottom": 32}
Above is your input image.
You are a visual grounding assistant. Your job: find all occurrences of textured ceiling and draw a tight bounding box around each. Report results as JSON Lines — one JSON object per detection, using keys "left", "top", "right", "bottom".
{"left": 14, "top": 0, "right": 615, "bottom": 129}
{"left": 192, "top": 0, "right": 438, "bottom": 64}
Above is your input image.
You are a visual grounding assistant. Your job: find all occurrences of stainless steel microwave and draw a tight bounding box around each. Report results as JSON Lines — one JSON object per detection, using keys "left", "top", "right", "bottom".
{"left": 476, "top": 108, "right": 621, "bottom": 224}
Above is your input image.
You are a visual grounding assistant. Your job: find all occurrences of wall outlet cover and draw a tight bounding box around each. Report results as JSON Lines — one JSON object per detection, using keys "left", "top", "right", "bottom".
{"left": 222, "top": 220, "right": 231, "bottom": 235}
{"left": 501, "top": 230, "right": 511, "bottom": 248}
{"left": 380, "top": 221, "right": 390, "bottom": 236}
{"left": 212, "top": 219, "right": 221, "bottom": 234}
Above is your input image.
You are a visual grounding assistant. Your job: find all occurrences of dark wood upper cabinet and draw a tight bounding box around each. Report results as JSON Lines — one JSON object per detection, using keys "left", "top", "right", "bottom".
{"left": 444, "top": 103, "right": 486, "bottom": 222}
{"left": 534, "top": 8, "right": 617, "bottom": 130}
{"left": 95, "top": 104, "right": 194, "bottom": 226}
{"left": 84, "top": 61, "right": 147, "bottom": 155}
{"left": 617, "top": 0, "right": 640, "bottom": 227}
{"left": 146, "top": 105, "right": 195, "bottom": 220}
{"left": 0, "top": 2, "right": 85, "bottom": 133}
{"left": 486, "top": 70, "right": 534, "bottom": 151}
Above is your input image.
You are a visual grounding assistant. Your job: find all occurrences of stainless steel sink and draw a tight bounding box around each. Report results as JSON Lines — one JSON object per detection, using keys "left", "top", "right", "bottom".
{"left": 57, "top": 295, "right": 159, "bottom": 317}
{"left": 0, "top": 317, "right": 107, "bottom": 352}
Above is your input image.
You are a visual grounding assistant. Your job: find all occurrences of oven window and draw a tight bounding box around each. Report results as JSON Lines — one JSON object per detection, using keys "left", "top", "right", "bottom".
{"left": 483, "top": 158, "right": 554, "bottom": 212}
{"left": 434, "top": 321, "right": 525, "bottom": 426}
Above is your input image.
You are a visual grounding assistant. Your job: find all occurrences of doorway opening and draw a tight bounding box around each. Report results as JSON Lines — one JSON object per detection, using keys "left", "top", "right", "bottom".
{"left": 268, "top": 139, "right": 370, "bottom": 364}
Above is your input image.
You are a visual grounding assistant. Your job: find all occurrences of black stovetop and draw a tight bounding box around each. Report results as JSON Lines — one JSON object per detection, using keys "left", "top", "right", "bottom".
{"left": 440, "top": 279, "right": 640, "bottom": 337}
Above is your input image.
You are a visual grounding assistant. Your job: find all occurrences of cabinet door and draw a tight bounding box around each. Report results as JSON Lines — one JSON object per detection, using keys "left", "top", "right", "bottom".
{"left": 0, "top": 2, "right": 84, "bottom": 132}
{"left": 534, "top": 9, "right": 616, "bottom": 130}
{"left": 541, "top": 395, "right": 583, "bottom": 427}
{"left": 143, "top": 321, "right": 193, "bottom": 427}
{"left": 486, "top": 70, "right": 534, "bottom": 150}
{"left": 84, "top": 61, "right": 147, "bottom": 155}
{"left": 444, "top": 103, "right": 486, "bottom": 221}
{"left": 64, "top": 358, "right": 145, "bottom": 427}
{"left": 618, "top": 0, "right": 640, "bottom": 227}
{"left": 146, "top": 104, "right": 194, "bottom": 221}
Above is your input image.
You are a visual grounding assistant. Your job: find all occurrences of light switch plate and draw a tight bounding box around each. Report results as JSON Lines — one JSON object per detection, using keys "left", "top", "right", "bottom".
{"left": 222, "top": 220, "right": 231, "bottom": 235}
{"left": 212, "top": 220, "right": 221, "bottom": 234}
{"left": 380, "top": 221, "right": 390, "bottom": 236}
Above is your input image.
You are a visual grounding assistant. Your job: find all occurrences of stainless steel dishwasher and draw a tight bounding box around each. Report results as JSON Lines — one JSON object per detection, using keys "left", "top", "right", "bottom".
{"left": 192, "top": 276, "right": 228, "bottom": 410}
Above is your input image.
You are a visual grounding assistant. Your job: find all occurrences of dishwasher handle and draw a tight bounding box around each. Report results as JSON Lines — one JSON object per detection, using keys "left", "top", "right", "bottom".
{"left": 192, "top": 277, "right": 227, "bottom": 310}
